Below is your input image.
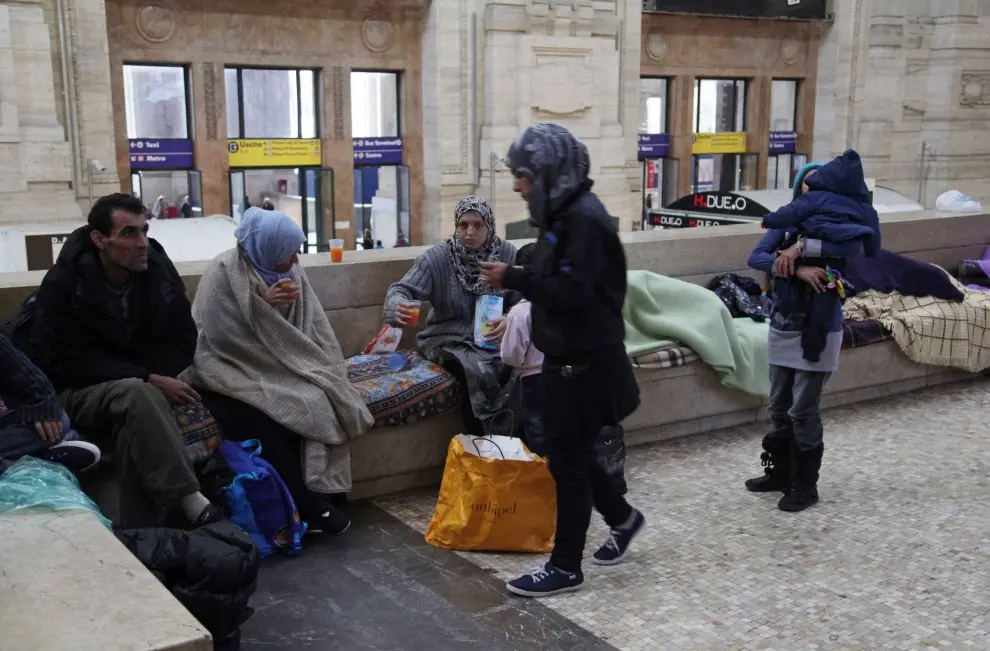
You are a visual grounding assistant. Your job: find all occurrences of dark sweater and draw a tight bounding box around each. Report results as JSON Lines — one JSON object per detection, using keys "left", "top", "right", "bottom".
{"left": 0, "top": 332, "right": 61, "bottom": 424}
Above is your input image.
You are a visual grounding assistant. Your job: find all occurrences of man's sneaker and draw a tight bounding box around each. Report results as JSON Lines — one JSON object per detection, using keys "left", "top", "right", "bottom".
{"left": 192, "top": 503, "right": 226, "bottom": 528}
{"left": 37, "top": 441, "right": 101, "bottom": 474}
{"left": 307, "top": 507, "right": 351, "bottom": 535}
{"left": 592, "top": 509, "right": 646, "bottom": 566}
{"left": 506, "top": 562, "right": 584, "bottom": 598}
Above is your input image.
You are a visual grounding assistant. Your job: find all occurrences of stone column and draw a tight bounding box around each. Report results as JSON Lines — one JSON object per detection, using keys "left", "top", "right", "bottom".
{"left": 0, "top": 0, "right": 80, "bottom": 222}
{"left": 815, "top": 0, "right": 990, "bottom": 207}
{"left": 478, "top": 0, "right": 642, "bottom": 236}
{"left": 64, "top": 0, "right": 119, "bottom": 209}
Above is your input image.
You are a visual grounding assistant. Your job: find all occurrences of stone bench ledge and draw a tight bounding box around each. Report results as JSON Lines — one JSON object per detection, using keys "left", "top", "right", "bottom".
{"left": 0, "top": 511, "right": 211, "bottom": 651}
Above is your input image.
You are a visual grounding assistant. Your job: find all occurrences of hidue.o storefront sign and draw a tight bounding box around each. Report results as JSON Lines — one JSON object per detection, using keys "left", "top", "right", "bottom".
{"left": 353, "top": 137, "right": 403, "bottom": 166}
{"left": 228, "top": 139, "right": 322, "bottom": 168}
{"left": 128, "top": 138, "right": 194, "bottom": 170}
{"left": 691, "top": 132, "right": 748, "bottom": 155}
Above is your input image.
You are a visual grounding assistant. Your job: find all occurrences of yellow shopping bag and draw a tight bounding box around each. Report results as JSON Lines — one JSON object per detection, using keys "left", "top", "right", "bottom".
{"left": 425, "top": 434, "right": 556, "bottom": 553}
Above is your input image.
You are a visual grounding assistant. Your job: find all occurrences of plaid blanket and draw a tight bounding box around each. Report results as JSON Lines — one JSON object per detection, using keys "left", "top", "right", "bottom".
{"left": 843, "top": 282, "right": 990, "bottom": 372}
{"left": 631, "top": 346, "right": 699, "bottom": 370}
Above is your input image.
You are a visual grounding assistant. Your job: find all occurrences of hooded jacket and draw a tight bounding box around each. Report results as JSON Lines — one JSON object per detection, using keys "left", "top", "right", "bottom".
{"left": 762, "top": 149, "right": 881, "bottom": 258}
{"left": 749, "top": 149, "right": 879, "bottom": 370}
{"left": 15, "top": 226, "right": 197, "bottom": 390}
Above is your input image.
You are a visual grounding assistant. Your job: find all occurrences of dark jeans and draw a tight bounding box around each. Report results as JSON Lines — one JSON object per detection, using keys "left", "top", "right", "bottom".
{"left": 767, "top": 364, "right": 830, "bottom": 452}
{"left": 517, "top": 374, "right": 547, "bottom": 456}
{"left": 61, "top": 378, "right": 200, "bottom": 528}
{"left": 0, "top": 411, "right": 74, "bottom": 473}
{"left": 544, "top": 354, "right": 635, "bottom": 573}
{"left": 199, "top": 390, "right": 332, "bottom": 523}
{"left": 440, "top": 358, "right": 485, "bottom": 435}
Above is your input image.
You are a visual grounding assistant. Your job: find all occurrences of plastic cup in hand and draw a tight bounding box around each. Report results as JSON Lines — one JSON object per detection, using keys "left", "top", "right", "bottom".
{"left": 329, "top": 239, "right": 344, "bottom": 263}
{"left": 403, "top": 301, "right": 422, "bottom": 327}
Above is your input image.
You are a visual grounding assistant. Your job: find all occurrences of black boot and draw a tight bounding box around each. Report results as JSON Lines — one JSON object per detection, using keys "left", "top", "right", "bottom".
{"left": 778, "top": 444, "right": 823, "bottom": 512}
{"left": 744, "top": 434, "right": 792, "bottom": 493}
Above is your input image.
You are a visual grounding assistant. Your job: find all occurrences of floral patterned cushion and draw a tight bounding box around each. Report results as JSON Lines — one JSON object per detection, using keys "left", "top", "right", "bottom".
{"left": 347, "top": 351, "right": 460, "bottom": 428}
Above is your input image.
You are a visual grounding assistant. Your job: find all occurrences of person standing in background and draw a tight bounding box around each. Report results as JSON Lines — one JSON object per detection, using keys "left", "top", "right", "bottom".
{"left": 180, "top": 196, "right": 194, "bottom": 218}
{"left": 481, "top": 123, "right": 644, "bottom": 598}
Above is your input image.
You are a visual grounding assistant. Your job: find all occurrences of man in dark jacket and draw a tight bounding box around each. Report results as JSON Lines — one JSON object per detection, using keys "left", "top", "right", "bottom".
{"left": 481, "top": 124, "right": 645, "bottom": 598}
{"left": 24, "top": 193, "right": 218, "bottom": 528}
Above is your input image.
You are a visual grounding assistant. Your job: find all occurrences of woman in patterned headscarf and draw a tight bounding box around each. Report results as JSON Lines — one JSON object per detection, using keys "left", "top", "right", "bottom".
{"left": 481, "top": 123, "right": 645, "bottom": 599}
{"left": 383, "top": 196, "right": 517, "bottom": 434}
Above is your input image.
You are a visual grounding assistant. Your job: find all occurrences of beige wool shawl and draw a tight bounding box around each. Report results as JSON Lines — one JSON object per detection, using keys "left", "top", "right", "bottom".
{"left": 182, "top": 247, "right": 374, "bottom": 493}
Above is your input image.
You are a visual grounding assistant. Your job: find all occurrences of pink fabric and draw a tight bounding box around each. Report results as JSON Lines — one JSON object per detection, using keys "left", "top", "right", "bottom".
{"left": 501, "top": 301, "right": 544, "bottom": 378}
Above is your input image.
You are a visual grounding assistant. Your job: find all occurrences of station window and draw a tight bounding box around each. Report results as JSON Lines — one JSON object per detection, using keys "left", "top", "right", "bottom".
{"left": 123, "top": 63, "right": 190, "bottom": 139}
{"left": 767, "top": 79, "right": 801, "bottom": 190}
{"left": 693, "top": 78, "right": 746, "bottom": 133}
{"left": 692, "top": 78, "right": 752, "bottom": 193}
{"left": 351, "top": 71, "right": 407, "bottom": 249}
{"left": 225, "top": 67, "right": 319, "bottom": 139}
{"left": 639, "top": 77, "right": 669, "bottom": 134}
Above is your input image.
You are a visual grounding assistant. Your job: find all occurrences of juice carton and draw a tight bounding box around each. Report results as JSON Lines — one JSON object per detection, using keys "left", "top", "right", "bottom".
{"left": 474, "top": 295, "right": 504, "bottom": 350}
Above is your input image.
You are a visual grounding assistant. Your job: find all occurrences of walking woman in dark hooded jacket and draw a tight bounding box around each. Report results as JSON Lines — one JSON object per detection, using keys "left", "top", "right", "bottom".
{"left": 480, "top": 123, "right": 645, "bottom": 598}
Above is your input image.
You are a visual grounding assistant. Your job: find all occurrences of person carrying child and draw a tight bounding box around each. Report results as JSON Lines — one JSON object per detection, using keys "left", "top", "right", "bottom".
{"left": 745, "top": 149, "right": 880, "bottom": 512}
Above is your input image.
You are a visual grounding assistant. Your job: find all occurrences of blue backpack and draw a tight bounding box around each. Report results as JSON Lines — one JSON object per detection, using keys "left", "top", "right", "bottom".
{"left": 219, "top": 439, "right": 305, "bottom": 558}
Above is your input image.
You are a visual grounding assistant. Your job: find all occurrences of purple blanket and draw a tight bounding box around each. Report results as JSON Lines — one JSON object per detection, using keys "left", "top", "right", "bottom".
{"left": 844, "top": 249, "right": 964, "bottom": 302}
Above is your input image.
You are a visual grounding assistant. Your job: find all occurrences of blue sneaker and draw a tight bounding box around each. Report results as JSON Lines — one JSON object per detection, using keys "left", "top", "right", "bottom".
{"left": 506, "top": 562, "right": 584, "bottom": 598}
{"left": 592, "top": 509, "right": 645, "bottom": 565}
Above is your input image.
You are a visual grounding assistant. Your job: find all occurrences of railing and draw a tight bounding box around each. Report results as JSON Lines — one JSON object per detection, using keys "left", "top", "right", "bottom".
{"left": 642, "top": 0, "right": 827, "bottom": 20}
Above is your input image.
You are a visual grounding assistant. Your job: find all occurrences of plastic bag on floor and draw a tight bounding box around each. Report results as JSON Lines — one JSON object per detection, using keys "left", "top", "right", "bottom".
{"left": 0, "top": 457, "right": 110, "bottom": 528}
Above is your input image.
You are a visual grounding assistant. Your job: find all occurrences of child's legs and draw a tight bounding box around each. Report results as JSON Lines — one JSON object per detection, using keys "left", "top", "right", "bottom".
{"left": 788, "top": 370, "right": 831, "bottom": 451}
{"left": 767, "top": 364, "right": 796, "bottom": 441}
{"left": 519, "top": 374, "right": 547, "bottom": 456}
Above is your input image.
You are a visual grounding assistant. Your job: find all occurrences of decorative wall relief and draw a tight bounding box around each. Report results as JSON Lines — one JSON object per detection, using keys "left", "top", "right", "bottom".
{"left": 645, "top": 31, "right": 667, "bottom": 62}
{"left": 361, "top": 19, "right": 394, "bottom": 53}
{"left": 135, "top": 3, "right": 176, "bottom": 44}
{"left": 959, "top": 73, "right": 990, "bottom": 107}
{"left": 780, "top": 36, "right": 801, "bottom": 65}
{"left": 530, "top": 48, "right": 594, "bottom": 117}
{"left": 332, "top": 66, "right": 345, "bottom": 140}
{"left": 202, "top": 63, "right": 218, "bottom": 140}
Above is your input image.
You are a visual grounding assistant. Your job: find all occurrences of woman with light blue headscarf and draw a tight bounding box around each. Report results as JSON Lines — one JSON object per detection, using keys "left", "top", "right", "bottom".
{"left": 183, "top": 207, "right": 375, "bottom": 538}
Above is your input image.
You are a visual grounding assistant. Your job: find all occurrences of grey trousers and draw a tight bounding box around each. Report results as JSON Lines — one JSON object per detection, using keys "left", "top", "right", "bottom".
{"left": 61, "top": 378, "right": 200, "bottom": 528}
{"left": 767, "top": 364, "right": 830, "bottom": 452}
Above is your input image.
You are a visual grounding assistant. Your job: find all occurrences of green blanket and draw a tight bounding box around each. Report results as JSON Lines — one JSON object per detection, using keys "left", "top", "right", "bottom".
{"left": 623, "top": 270, "right": 770, "bottom": 397}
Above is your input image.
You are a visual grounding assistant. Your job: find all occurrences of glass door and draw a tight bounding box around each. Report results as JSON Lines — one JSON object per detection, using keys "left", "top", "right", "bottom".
{"left": 299, "top": 167, "right": 334, "bottom": 253}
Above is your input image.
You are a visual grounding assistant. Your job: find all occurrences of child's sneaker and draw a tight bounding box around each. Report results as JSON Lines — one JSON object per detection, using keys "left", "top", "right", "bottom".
{"left": 592, "top": 509, "right": 645, "bottom": 565}
{"left": 506, "top": 562, "right": 583, "bottom": 598}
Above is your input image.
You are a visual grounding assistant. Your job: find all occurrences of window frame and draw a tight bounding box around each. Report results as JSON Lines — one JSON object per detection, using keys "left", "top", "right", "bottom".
{"left": 693, "top": 77, "right": 748, "bottom": 133}
{"left": 224, "top": 65, "right": 321, "bottom": 140}
{"left": 769, "top": 78, "right": 800, "bottom": 133}
{"left": 639, "top": 76, "right": 671, "bottom": 134}
{"left": 122, "top": 62, "right": 193, "bottom": 140}
{"left": 349, "top": 69, "right": 403, "bottom": 139}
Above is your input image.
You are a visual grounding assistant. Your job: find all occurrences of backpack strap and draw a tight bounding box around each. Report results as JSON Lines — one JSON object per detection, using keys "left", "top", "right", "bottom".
{"left": 239, "top": 439, "right": 263, "bottom": 458}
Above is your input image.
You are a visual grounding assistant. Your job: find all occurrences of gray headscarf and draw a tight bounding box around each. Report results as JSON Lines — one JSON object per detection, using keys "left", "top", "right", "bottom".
{"left": 504, "top": 123, "right": 591, "bottom": 228}
{"left": 445, "top": 195, "right": 505, "bottom": 296}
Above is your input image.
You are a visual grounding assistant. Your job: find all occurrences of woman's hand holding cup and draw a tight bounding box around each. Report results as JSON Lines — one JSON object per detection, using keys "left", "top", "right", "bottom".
{"left": 395, "top": 301, "right": 422, "bottom": 327}
{"left": 264, "top": 279, "right": 299, "bottom": 307}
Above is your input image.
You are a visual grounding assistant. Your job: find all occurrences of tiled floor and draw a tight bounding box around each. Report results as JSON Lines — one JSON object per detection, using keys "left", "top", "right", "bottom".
{"left": 378, "top": 379, "right": 990, "bottom": 651}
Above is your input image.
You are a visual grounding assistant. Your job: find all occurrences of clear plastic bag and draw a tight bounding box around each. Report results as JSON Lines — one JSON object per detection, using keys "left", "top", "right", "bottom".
{"left": 0, "top": 457, "right": 110, "bottom": 528}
